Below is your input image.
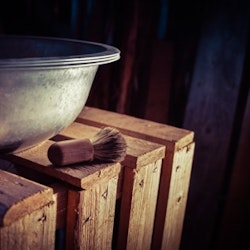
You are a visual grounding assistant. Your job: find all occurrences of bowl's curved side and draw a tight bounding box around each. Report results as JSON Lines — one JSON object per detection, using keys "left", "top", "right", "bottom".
{"left": 0, "top": 65, "right": 98, "bottom": 153}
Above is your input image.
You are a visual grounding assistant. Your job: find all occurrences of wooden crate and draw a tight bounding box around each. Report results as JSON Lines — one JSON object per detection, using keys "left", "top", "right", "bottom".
{"left": 59, "top": 122, "right": 165, "bottom": 250}
{"left": 0, "top": 169, "right": 56, "bottom": 250}
{"left": 2, "top": 119, "right": 165, "bottom": 249}
{"left": 77, "top": 106, "right": 195, "bottom": 250}
{"left": 3, "top": 142, "right": 121, "bottom": 250}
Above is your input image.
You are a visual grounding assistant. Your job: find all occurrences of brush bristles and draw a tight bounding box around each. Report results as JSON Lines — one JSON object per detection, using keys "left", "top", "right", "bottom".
{"left": 90, "top": 127, "right": 127, "bottom": 163}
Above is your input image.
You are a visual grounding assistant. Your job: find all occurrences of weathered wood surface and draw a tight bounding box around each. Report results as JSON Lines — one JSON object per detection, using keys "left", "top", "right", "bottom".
{"left": 161, "top": 142, "right": 195, "bottom": 250}
{"left": 50, "top": 183, "right": 68, "bottom": 229}
{"left": 3, "top": 140, "right": 121, "bottom": 189}
{"left": 77, "top": 106, "right": 194, "bottom": 150}
{"left": 0, "top": 170, "right": 54, "bottom": 226}
{"left": 59, "top": 122, "right": 166, "bottom": 169}
{"left": 2, "top": 118, "right": 165, "bottom": 250}
{"left": 181, "top": 1, "right": 250, "bottom": 249}
{"left": 216, "top": 87, "right": 250, "bottom": 249}
{"left": 0, "top": 170, "right": 56, "bottom": 249}
{"left": 117, "top": 159, "right": 162, "bottom": 250}
{"left": 0, "top": 202, "right": 56, "bottom": 250}
{"left": 66, "top": 170, "right": 120, "bottom": 250}
{"left": 58, "top": 122, "right": 166, "bottom": 249}
{"left": 78, "top": 106, "right": 194, "bottom": 250}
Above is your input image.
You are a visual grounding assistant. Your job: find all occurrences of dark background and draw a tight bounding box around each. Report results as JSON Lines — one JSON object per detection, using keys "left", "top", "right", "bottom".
{"left": 1, "top": 0, "right": 250, "bottom": 249}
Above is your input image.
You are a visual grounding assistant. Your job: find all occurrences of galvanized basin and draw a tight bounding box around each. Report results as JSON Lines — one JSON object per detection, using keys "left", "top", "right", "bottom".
{"left": 0, "top": 35, "right": 120, "bottom": 153}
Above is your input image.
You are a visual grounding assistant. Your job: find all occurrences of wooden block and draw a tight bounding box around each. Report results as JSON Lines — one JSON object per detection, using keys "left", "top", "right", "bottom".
{"left": 2, "top": 118, "right": 166, "bottom": 249}
{"left": 50, "top": 183, "right": 68, "bottom": 229}
{"left": 3, "top": 139, "right": 120, "bottom": 189}
{"left": 58, "top": 122, "right": 166, "bottom": 249}
{"left": 0, "top": 170, "right": 56, "bottom": 249}
{"left": 77, "top": 106, "right": 193, "bottom": 149}
{"left": 118, "top": 159, "right": 162, "bottom": 250}
{"left": 2, "top": 130, "right": 122, "bottom": 250}
{"left": 77, "top": 106, "right": 195, "bottom": 250}
{"left": 66, "top": 172, "right": 119, "bottom": 250}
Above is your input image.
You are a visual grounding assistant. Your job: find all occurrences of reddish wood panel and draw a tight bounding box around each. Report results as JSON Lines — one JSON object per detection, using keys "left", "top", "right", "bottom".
{"left": 181, "top": 2, "right": 249, "bottom": 250}
{"left": 216, "top": 88, "right": 250, "bottom": 250}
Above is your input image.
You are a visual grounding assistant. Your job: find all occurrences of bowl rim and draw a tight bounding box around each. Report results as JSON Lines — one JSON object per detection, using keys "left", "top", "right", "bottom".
{"left": 0, "top": 35, "right": 120, "bottom": 68}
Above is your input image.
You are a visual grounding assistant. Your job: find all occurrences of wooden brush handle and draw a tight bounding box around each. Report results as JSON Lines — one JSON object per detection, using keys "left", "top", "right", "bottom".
{"left": 47, "top": 138, "right": 94, "bottom": 166}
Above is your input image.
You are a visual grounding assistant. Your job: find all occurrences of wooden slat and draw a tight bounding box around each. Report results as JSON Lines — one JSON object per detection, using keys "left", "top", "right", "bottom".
{"left": 216, "top": 88, "right": 250, "bottom": 249}
{"left": 3, "top": 140, "right": 121, "bottom": 189}
{"left": 161, "top": 142, "right": 195, "bottom": 249}
{"left": 50, "top": 183, "right": 68, "bottom": 229}
{"left": 0, "top": 200, "right": 56, "bottom": 250}
{"left": 145, "top": 41, "right": 174, "bottom": 123}
{"left": 3, "top": 123, "right": 164, "bottom": 188}
{"left": 76, "top": 106, "right": 194, "bottom": 250}
{"left": 0, "top": 170, "right": 54, "bottom": 227}
{"left": 58, "top": 122, "right": 166, "bottom": 249}
{"left": 66, "top": 175, "right": 119, "bottom": 250}
{"left": 181, "top": 2, "right": 249, "bottom": 250}
{"left": 117, "top": 159, "right": 162, "bottom": 250}
{"left": 77, "top": 106, "right": 194, "bottom": 150}
{"left": 59, "top": 122, "right": 166, "bottom": 169}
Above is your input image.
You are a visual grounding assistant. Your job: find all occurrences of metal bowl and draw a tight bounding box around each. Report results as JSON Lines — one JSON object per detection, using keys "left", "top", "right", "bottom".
{"left": 0, "top": 35, "right": 120, "bottom": 153}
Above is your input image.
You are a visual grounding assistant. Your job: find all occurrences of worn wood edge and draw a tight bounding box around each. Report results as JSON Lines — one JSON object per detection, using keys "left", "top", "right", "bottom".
{"left": 126, "top": 159, "right": 162, "bottom": 249}
{"left": 3, "top": 141, "right": 121, "bottom": 189}
{"left": 0, "top": 170, "right": 54, "bottom": 227}
{"left": 79, "top": 162, "right": 121, "bottom": 188}
{"left": 50, "top": 183, "right": 68, "bottom": 229}
{"left": 76, "top": 177, "right": 118, "bottom": 249}
{"left": 60, "top": 122, "right": 166, "bottom": 169}
{"left": 77, "top": 106, "right": 194, "bottom": 149}
{"left": 66, "top": 189, "right": 80, "bottom": 249}
{"left": 161, "top": 142, "right": 195, "bottom": 250}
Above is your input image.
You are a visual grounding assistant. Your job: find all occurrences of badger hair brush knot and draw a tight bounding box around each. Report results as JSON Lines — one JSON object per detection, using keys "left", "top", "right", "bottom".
{"left": 47, "top": 127, "right": 127, "bottom": 167}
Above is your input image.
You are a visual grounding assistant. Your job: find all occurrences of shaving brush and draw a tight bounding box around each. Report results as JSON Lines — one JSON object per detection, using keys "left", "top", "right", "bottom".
{"left": 47, "top": 127, "right": 127, "bottom": 166}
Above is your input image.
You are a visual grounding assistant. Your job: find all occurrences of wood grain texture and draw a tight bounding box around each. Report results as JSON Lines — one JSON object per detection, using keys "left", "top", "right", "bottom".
{"left": 117, "top": 159, "right": 162, "bottom": 250}
{"left": 161, "top": 143, "right": 195, "bottom": 250}
{"left": 59, "top": 122, "right": 166, "bottom": 249}
{"left": 77, "top": 106, "right": 194, "bottom": 250}
{"left": 77, "top": 106, "right": 194, "bottom": 150}
{"left": 66, "top": 175, "right": 119, "bottom": 250}
{"left": 50, "top": 183, "right": 68, "bottom": 229}
{"left": 0, "top": 170, "right": 54, "bottom": 227}
{"left": 216, "top": 88, "right": 250, "bottom": 249}
{"left": 0, "top": 187, "right": 56, "bottom": 250}
{"left": 181, "top": 2, "right": 249, "bottom": 249}
{"left": 59, "top": 122, "right": 166, "bottom": 170}
{"left": 3, "top": 140, "right": 121, "bottom": 189}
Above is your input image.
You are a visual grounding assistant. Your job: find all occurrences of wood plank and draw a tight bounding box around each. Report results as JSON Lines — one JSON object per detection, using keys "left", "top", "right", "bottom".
{"left": 2, "top": 140, "right": 121, "bottom": 189}
{"left": 66, "top": 173, "right": 119, "bottom": 250}
{"left": 0, "top": 170, "right": 54, "bottom": 226}
{"left": 3, "top": 123, "right": 164, "bottom": 188}
{"left": 59, "top": 122, "right": 166, "bottom": 169}
{"left": 50, "top": 183, "right": 68, "bottom": 229}
{"left": 77, "top": 106, "right": 194, "bottom": 250}
{"left": 181, "top": 1, "right": 249, "bottom": 249}
{"left": 145, "top": 41, "right": 174, "bottom": 123}
{"left": 161, "top": 142, "right": 195, "bottom": 250}
{"left": 117, "top": 159, "right": 162, "bottom": 250}
{"left": 0, "top": 201, "right": 56, "bottom": 250}
{"left": 77, "top": 106, "right": 194, "bottom": 150}
{"left": 59, "top": 123, "right": 165, "bottom": 249}
{"left": 216, "top": 89, "right": 250, "bottom": 249}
